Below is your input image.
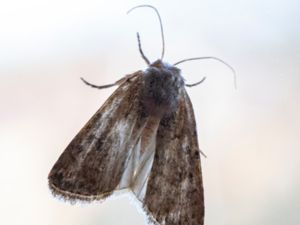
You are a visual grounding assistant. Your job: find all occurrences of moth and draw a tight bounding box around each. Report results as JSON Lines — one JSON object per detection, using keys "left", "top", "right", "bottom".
{"left": 48, "top": 5, "right": 235, "bottom": 225}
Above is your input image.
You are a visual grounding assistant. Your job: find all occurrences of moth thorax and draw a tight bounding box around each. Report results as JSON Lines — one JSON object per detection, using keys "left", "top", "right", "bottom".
{"left": 141, "top": 64, "right": 184, "bottom": 117}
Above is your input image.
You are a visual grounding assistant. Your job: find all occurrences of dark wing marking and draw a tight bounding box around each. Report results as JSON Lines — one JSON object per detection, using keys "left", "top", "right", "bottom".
{"left": 143, "top": 88, "right": 204, "bottom": 225}
{"left": 48, "top": 71, "right": 148, "bottom": 201}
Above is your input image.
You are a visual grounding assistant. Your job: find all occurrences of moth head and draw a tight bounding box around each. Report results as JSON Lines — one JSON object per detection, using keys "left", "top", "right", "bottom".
{"left": 147, "top": 59, "right": 184, "bottom": 86}
{"left": 142, "top": 59, "right": 185, "bottom": 117}
{"left": 150, "top": 60, "right": 181, "bottom": 76}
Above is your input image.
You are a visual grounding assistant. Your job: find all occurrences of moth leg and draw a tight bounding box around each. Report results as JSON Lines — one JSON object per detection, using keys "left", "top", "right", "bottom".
{"left": 185, "top": 76, "right": 206, "bottom": 87}
{"left": 115, "top": 73, "right": 140, "bottom": 85}
{"left": 80, "top": 72, "right": 140, "bottom": 89}
{"left": 80, "top": 77, "right": 118, "bottom": 89}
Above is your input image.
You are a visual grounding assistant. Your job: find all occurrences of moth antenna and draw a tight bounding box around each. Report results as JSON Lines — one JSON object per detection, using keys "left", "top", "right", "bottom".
{"left": 127, "top": 4, "right": 166, "bottom": 60}
{"left": 80, "top": 77, "right": 117, "bottom": 89}
{"left": 186, "top": 77, "right": 206, "bottom": 88}
{"left": 137, "top": 32, "right": 150, "bottom": 65}
{"left": 174, "top": 56, "right": 237, "bottom": 89}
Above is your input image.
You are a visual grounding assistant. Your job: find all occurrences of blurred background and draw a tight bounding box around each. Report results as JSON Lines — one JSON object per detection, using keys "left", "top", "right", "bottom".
{"left": 1, "top": 0, "right": 299, "bottom": 225}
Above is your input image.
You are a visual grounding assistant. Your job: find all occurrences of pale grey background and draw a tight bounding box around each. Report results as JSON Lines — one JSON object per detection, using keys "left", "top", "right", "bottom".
{"left": 1, "top": 0, "right": 299, "bottom": 225}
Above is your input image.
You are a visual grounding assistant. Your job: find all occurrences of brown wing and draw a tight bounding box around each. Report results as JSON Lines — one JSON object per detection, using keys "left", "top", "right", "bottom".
{"left": 143, "top": 89, "right": 204, "bottom": 225}
{"left": 48, "top": 71, "right": 148, "bottom": 201}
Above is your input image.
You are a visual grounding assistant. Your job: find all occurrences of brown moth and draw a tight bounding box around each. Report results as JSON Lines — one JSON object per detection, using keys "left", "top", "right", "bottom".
{"left": 48, "top": 4, "right": 235, "bottom": 225}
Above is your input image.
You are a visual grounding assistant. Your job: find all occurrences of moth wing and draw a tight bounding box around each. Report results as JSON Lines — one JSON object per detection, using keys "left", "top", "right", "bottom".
{"left": 48, "top": 71, "right": 148, "bottom": 201}
{"left": 143, "top": 89, "right": 205, "bottom": 225}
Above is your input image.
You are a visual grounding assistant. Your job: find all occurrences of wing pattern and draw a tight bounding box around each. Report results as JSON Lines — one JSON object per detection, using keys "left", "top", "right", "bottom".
{"left": 48, "top": 72, "right": 204, "bottom": 225}
{"left": 143, "top": 89, "right": 204, "bottom": 225}
{"left": 48, "top": 71, "right": 148, "bottom": 200}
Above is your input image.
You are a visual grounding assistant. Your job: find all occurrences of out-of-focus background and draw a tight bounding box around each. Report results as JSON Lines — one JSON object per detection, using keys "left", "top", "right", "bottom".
{"left": 1, "top": 0, "right": 299, "bottom": 225}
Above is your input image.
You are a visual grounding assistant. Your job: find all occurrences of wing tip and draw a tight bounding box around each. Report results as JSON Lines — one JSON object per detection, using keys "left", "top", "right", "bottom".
{"left": 142, "top": 205, "right": 161, "bottom": 225}
{"left": 124, "top": 191, "right": 160, "bottom": 225}
{"left": 48, "top": 181, "right": 111, "bottom": 203}
{"left": 48, "top": 181, "right": 160, "bottom": 225}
